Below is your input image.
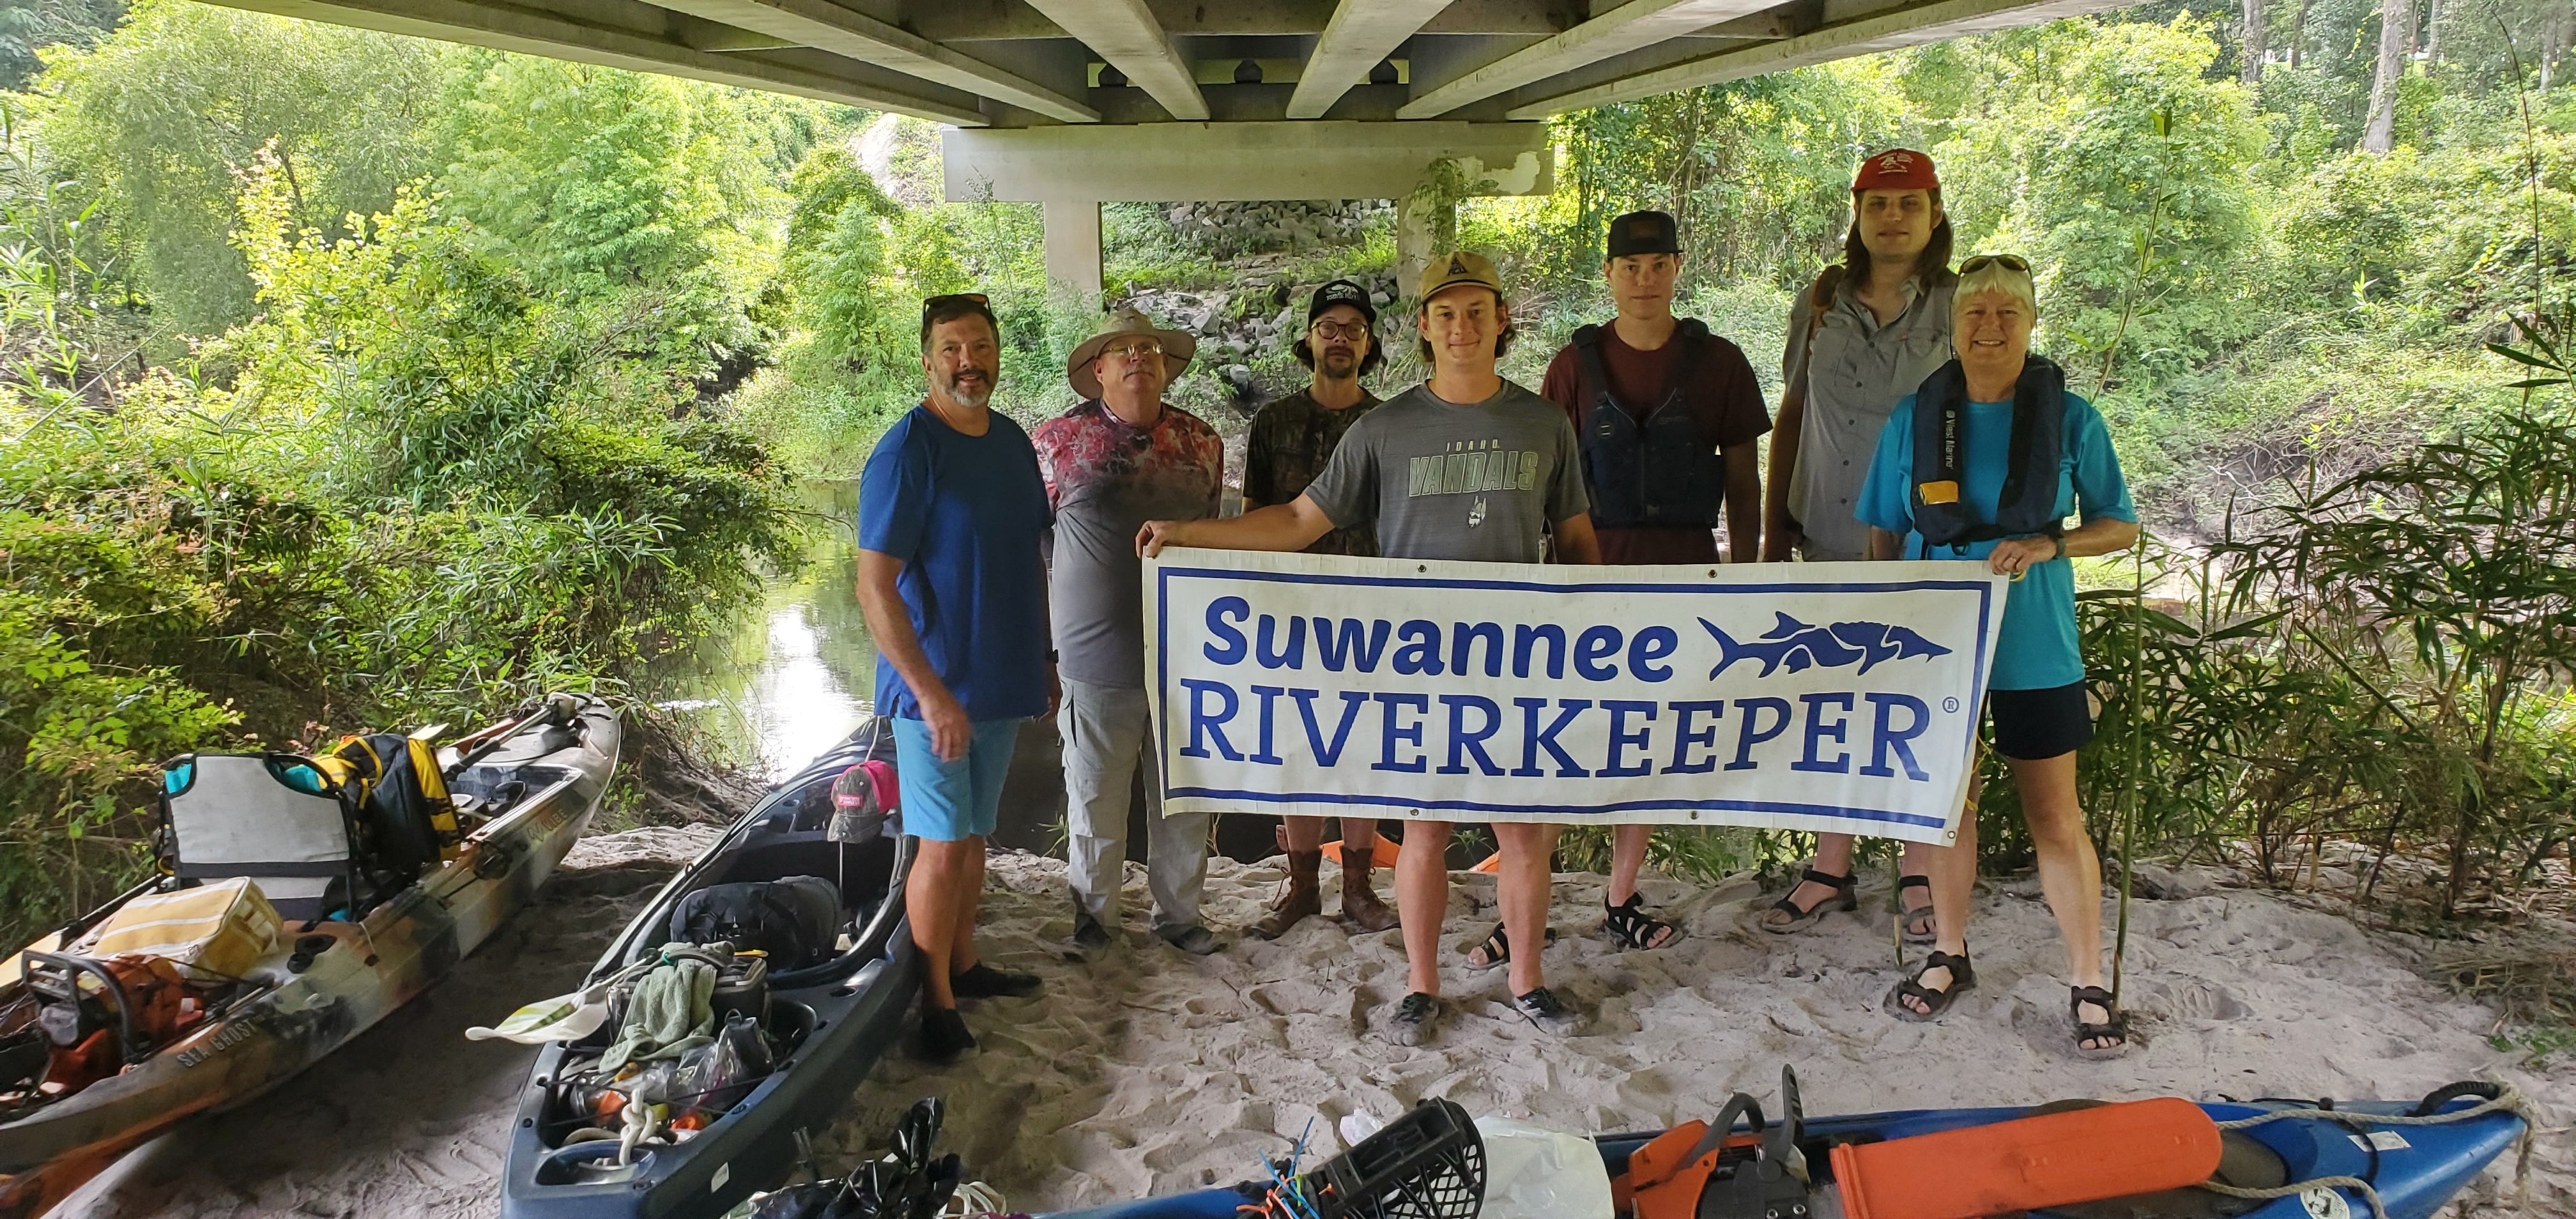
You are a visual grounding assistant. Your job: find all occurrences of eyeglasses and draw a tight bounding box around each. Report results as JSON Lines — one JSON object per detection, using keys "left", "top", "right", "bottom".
{"left": 921, "top": 293, "right": 990, "bottom": 314}
{"left": 1101, "top": 339, "right": 1164, "bottom": 362}
{"left": 1958, "top": 254, "right": 2030, "bottom": 274}
{"left": 1310, "top": 320, "right": 1370, "bottom": 341}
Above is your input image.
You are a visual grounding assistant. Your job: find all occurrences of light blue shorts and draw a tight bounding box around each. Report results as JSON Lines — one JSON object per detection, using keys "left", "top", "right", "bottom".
{"left": 891, "top": 717, "right": 1022, "bottom": 842}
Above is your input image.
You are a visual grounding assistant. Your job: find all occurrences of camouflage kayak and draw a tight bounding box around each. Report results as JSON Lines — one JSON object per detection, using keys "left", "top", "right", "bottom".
{"left": 0, "top": 695, "right": 620, "bottom": 1218}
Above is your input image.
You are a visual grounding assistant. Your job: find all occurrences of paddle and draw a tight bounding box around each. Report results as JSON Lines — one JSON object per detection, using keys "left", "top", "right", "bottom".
{"left": 442, "top": 693, "right": 582, "bottom": 781}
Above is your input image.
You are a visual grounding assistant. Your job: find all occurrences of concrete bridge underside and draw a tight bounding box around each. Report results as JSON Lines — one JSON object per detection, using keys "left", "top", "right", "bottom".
{"left": 207, "top": 0, "right": 2131, "bottom": 293}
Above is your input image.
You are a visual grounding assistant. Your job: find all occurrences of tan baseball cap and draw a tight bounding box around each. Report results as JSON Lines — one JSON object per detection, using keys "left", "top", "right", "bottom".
{"left": 1416, "top": 250, "right": 1505, "bottom": 304}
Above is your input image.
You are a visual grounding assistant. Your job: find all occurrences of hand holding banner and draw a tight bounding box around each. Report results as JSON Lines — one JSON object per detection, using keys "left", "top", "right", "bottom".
{"left": 1145, "top": 548, "right": 2007, "bottom": 845}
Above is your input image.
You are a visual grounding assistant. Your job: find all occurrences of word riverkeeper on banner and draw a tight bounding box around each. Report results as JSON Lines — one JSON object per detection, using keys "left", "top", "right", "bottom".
{"left": 1143, "top": 548, "right": 2009, "bottom": 845}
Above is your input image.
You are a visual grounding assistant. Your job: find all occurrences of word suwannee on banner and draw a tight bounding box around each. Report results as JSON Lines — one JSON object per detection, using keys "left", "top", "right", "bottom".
{"left": 1144, "top": 548, "right": 2007, "bottom": 845}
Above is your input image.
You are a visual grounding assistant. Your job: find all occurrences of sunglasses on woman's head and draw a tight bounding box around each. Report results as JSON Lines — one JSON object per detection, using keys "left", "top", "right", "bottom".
{"left": 1958, "top": 254, "right": 2030, "bottom": 274}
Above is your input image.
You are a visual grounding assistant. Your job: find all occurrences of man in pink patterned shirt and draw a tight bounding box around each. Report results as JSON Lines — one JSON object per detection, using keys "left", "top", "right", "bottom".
{"left": 1033, "top": 308, "right": 1228, "bottom": 956}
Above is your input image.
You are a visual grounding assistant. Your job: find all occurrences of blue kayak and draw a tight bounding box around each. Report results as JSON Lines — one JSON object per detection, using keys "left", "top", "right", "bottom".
{"left": 1040, "top": 1077, "right": 2527, "bottom": 1219}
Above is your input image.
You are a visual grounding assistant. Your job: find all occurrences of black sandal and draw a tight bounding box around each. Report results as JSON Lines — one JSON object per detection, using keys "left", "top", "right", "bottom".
{"left": 1884, "top": 949, "right": 1975, "bottom": 1022}
{"left": 1760, "top": 868, "right": 1856, "bottom": 934}
{"left": 1895, "top": 873, "right": 1937, "bottom": 945}
{"left": 1459, "top": 923, "right": 1558, "bottom": 971}
{"left": 1602, "top": 894, "right": 1680, "bottom": 951}
{"left": 2070, "top": 985, "right": 2132, "bottom": 1058}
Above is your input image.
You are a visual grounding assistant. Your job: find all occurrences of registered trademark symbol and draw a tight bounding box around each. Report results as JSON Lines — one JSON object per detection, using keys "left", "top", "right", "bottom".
{"left": 1942, "top": 697, "right": 1961, "bottom": 714}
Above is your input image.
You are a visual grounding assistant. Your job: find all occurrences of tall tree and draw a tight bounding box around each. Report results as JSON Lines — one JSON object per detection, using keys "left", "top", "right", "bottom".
{"left": 2363, "top": 0, "right": 2412, "bottom": 153}
{"left": 39, "top": 0, "right": 452, "bottom": 334}
{"left": 2243, "top": 0, "right": 2267, "bottom": 82}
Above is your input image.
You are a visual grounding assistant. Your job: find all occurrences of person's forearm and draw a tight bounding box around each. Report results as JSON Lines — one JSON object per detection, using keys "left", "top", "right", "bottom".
{"left": 856, "top": 559, "right": 956, "bottom": 709}
{"left": 1164, "top": 502, "right": 1327, "bottom": 553}
{"left": 1553, "top": 515, "right": 1602, "bottom": 565}
{"left": 1868, "top": 527, "right": 1903, "bottom": 561}
{"left": 2058, "top": 517, "right": 2140, "bottom": 559}
{"left": 1724, "top": 446, "right": 1760, "bottom": 562}
{"left": 1764, "top": 391, "right": 1806, "bottom": 521}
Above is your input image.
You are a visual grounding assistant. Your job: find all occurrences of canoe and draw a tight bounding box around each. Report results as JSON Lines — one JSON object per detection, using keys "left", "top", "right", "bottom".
{"left": 1041, "top": 1073, "right": 2528, "bottom": 1219}
{"left": 0, "top": 694, "right": 619, "bottom": 1218}
{"left": 498, "top": 725, "right": 918, "bottom": 1219}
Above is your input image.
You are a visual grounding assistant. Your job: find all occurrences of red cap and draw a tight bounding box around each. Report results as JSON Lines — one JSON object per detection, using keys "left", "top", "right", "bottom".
{"left": 1853, "top": 148, "right": 1938, "bottom": 192}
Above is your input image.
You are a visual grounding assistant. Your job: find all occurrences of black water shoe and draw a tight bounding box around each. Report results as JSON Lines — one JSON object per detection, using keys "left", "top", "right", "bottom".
{"left": 1386, "top": 992, "right": 1445, "bottom": 1046}
{"left": 952, "top": 963, "right": 1043, "bottom": 999}
{"left": 1514, "top": 986, "right": 1583, "bottom": 1036}
{"left": 918, "top": 1006, "right": 976, "bottom": 1063}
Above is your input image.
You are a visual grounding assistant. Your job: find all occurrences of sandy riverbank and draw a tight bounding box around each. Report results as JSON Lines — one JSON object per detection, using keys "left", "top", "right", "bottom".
{"left": 52, "top": 830, "right": 2575, "bottom": 1217}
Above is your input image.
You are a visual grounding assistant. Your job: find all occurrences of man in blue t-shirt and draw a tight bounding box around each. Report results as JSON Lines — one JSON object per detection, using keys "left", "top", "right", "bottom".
{"left": 855, "top": 293, "right": 1056, "bottom": 1064}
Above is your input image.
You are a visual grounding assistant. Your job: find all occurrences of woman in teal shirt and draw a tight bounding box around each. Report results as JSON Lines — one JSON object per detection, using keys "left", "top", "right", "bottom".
{"left": 1856, "top": 254, "right": 2140, "bottom": 1057}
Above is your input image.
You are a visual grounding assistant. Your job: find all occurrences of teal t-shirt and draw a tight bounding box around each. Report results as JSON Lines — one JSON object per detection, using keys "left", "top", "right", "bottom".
{"left": 1855, "top": 388, "right": 2135, "bottom": 691}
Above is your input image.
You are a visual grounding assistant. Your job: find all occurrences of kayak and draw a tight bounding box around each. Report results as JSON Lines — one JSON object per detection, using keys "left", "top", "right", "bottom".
{"left": 1041, "top": 1071, "right": 2529, "bottom": 1219}
{"left": 0, "top": 693, "right": 618, "bottom": 1218}
{"left": 498, "top": 724, "right": 918, "bottom": 1219}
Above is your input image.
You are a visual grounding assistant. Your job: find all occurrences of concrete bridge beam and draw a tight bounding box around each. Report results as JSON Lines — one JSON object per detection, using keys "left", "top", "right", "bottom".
{"left": 945, "top": 119, "right": 1549, "bottom": 303}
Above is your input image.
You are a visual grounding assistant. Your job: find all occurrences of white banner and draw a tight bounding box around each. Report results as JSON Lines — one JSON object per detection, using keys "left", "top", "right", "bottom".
{"left": 1143, "top": 549, "right": 2008, "bottom": 845}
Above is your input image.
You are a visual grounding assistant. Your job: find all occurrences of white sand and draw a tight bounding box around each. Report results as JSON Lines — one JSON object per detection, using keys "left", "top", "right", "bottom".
{"left": 54, "top": 831, "right": 2576, "bottom": 1217}
{"left": 831, "top": 852, "right": 2576, "bottom": 1217}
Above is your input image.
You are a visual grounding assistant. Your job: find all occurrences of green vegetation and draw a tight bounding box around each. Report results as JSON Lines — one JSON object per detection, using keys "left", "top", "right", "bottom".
{"left": 0, "top": 0, "right": 2571, "bottom": 946}
{"left": 0, "top": 8, "right": 819, "bottom": 942}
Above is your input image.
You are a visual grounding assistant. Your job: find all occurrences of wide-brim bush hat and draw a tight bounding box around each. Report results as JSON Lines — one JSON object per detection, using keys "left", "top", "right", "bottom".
{"left": 1068, "top": 307, "right": 1197, "bottom": 400}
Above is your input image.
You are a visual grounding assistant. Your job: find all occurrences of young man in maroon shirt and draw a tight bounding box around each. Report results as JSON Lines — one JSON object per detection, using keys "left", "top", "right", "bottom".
{"left": 1536, "top": 209, "right": 1772, "bottom": 954}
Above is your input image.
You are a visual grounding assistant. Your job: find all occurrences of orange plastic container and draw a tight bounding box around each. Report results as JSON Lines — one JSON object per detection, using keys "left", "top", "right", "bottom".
{"left": 1319, "top": 839, "right": 1393, "bottom": 866}
{"left": 1831, "top": 1098, "right": 2222, "bottom": 1219}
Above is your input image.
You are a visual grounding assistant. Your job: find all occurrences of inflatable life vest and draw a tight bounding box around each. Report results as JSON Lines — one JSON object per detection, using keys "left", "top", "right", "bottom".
{"left": 1572, "top": 319, "right": 1726, "bottom": 529}
{"left": 312, "top": 733, "right": 462, "bottom": 879}
{"left": 1908, "top": 355, "right": 2067, "bottom": 553}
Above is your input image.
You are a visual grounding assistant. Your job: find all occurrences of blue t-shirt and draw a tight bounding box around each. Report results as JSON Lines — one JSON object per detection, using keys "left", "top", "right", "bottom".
{"left": 1855, "top": 388, "right": 2135, "bottom": 691}
{"left": 857, "top": 405, "right": 1054, "bottom": 721}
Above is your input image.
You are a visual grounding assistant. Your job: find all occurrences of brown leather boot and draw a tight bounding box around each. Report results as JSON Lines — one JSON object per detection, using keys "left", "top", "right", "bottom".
{"left": 1340, "top": 846, "right": 1400, "bottom": 932}
{"left": 1251, "top": 849, "right": 1322, "bottom": 940}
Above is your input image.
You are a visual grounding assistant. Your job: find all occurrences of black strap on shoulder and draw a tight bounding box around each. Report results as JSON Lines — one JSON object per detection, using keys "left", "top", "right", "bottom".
{"left": 1665, "top": 318, "right": 1710, "bottom": 404}
{"left": 1571, "top": 323, "right": 1617, "bottom": 422}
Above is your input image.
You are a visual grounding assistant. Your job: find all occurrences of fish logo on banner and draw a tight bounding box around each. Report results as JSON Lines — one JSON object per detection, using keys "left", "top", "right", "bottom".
{"left": 1699, "top": 613, "right": 1953, "bottom": 678}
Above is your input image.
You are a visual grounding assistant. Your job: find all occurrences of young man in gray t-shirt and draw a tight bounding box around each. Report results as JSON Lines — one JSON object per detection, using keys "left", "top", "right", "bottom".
{"left": 1140, "top": 252, "right": 1600, "bottom": 1047}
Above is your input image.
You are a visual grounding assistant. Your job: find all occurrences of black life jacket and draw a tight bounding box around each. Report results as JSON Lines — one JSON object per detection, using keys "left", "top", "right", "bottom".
{"left": 1573, "top": 319, "right": 1726, "bottom": 530}
{"left": 1908, "top": 355, "right": 2068, "bottom": 553}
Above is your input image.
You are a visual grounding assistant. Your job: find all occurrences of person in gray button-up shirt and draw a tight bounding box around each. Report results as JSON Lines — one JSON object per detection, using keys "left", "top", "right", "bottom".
{"left": 1758, "top": 147, "right": 1956, "bottom": 940}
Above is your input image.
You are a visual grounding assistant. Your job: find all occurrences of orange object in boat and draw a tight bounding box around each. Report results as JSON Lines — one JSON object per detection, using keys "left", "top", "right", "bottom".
{"left": 1831, "top": 1097, "right": 2222, "bottom": 1219}
{"left": 1614, "top": 1118, "right": 1768, "bottom": 1219}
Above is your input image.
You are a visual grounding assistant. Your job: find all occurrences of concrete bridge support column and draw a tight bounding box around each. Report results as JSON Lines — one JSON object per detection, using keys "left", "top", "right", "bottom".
{"left": 1043, "top": 199, "right": 1105, "bottom": 302}
{"left": 1396, "top": 191, "right": 1453, "bottom": 301}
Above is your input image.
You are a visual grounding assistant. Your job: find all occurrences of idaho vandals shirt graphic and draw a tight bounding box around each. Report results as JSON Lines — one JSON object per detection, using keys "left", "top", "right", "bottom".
{"left": 1303, "top": 381, "right": 1588, "bottom": 564}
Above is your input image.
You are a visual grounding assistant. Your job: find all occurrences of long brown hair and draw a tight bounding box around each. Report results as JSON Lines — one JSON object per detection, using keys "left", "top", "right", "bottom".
{"left": 1842, "top": 188, "right": 1955, "bottom": 286}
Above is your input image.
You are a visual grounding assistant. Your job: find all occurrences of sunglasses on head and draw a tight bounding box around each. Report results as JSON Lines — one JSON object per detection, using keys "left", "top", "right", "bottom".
{"left": 1958, "top": 254, "right": 2030, "bottom": 274}
{"left": 921, "top": 293, "right": 990, "bottom": 314}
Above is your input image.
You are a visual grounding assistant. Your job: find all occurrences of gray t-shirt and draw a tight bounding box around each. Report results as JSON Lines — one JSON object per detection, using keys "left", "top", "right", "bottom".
{"left": 1783, "top": 275, "right": 1955, "bottom": 559}
{"left": 1301, "top": 380, "right": 1588, "bottom": 564}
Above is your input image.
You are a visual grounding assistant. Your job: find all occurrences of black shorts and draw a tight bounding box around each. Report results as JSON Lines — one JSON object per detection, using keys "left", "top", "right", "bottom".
{"left": 1986, "top": 681, "right": 2095, "bottom": 760}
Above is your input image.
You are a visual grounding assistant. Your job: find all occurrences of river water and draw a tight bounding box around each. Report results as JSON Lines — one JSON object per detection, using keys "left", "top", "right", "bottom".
{"left": 661, "top": 480, "right": 1271, "bottom": 860}
{"left": 664, "top": 480, "right": 878, "bottom": 779}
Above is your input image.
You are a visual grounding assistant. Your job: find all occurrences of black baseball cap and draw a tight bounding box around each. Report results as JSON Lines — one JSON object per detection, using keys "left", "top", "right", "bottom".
{"left": 1307, "top": 279, "right": 1377, "bottom": 327}
{"left": 1606, "top": 210, "right": 1681, "bottom": 259}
